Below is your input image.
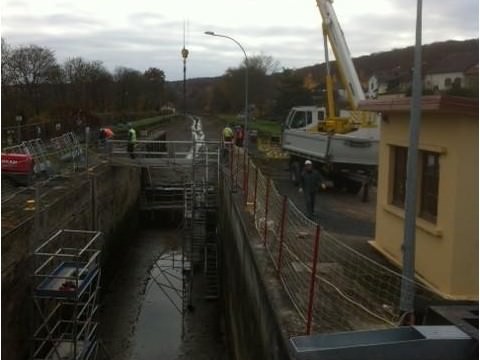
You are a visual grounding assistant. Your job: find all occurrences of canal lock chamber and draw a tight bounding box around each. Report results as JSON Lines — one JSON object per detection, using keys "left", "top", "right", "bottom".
{"left": 98, "top": 163, "right": 227, "bottom": 359}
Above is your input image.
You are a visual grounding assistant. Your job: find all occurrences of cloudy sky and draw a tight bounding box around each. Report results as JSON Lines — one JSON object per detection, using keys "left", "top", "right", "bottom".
{"left": 1, "top": 0, "right": 478, "bottom": 81}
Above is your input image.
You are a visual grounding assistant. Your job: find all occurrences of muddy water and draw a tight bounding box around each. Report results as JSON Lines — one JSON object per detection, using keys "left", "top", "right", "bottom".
{"left": 131, "top": 251, "right": 183, "bottom": 359}
{"left": 99, "top": 218, "right": 226, "bottom": 360}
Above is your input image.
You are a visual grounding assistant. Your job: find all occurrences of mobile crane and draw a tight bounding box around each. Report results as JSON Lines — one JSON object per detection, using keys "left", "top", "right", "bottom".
{"left": 282, "top": 0, "right": 380, "bottom": 194}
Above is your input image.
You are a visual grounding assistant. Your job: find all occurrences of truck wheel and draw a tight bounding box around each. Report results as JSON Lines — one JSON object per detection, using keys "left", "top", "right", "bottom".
{"left": 290, "top": 161, "right": 301, "bottom": 186}
{"left": 346, "top": 179, "right": 362, "bottom": 194}
{"left": 333, "top": 175, "right": 345, "bottom": 191}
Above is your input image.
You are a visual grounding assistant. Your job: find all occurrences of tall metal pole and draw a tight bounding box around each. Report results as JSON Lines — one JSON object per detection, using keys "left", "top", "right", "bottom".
{"left": 182, "top": 47, "right": 189, "bottom": 118}
{"left": 181, "top": 38, "right": 191, "bottom": 336}
{"left": 400, "top": 0, "right": 423, "bottom": 325}
{"left": 204, "top": 31, "right": 249, "bottom": 149}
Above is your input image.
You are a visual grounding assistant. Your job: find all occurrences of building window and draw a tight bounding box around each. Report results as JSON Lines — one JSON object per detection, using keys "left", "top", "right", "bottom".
{"left": 392, "top": 146, "right": 408, "bottom": 208}
{"left": 420, "top": 151, "right": 440, "bottom": 222}
{"left": 444, "top": 78, "right": 452, "bottom": 88}
{"left": 391, "top": 146, "right": 440, "bottom": 223}
{"left": 453, "top": 77, "right": 462, "bottom": 88}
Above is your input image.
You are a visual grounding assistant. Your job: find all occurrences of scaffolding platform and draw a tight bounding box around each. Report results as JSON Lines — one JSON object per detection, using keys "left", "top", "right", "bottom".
{"left": 35, "top": 262, "right": 100, "bottom": 299}
{"left": 32, "top": 229, "right": 102, "bottom": 360}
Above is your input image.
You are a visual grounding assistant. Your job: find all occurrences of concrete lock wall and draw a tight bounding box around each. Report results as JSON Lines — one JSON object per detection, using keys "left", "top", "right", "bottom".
{"left": 1, "top": 164, "right": 142, "bottom": 360}
{"left": 219, "top": 184, "right": 292, "bottom": 360}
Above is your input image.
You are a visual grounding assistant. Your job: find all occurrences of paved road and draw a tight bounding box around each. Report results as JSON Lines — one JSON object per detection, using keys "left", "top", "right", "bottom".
{"left": 248, "top": 154, "right": 392, "bottom": 264}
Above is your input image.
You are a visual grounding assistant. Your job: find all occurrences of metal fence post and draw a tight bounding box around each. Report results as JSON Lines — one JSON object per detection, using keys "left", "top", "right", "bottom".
{"left": 276, "top": 195, "right": 288, "bottom": 276}
{"left": 89, "top": 173, "right": 96, "bottom": 231}
{"left": 263, "top": 178, "right": 271, "bottom": 247}
{"left": 242, "top": 150, "right": 247, "bottom": 193}
{"left": 306, "top": 224, "right": 321, "bottom": 335}
{"left": 230, "top": 146, "right": 234, "bottom": 189}
{"left": 235, "top": 146, "right": 240, "bottom": 190}
{"left": 253, "top": 166, "right": 259, "bottom": 217}
{"left": 244, "top": 155, "right": 250, "bottom": 204}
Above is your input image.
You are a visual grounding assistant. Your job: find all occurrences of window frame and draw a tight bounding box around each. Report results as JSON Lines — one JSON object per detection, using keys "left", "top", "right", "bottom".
{"left": 391, "top": 146, "right": 408, "bottom": 208}
{"left": 419, "top": 151, "right": 440, "bottom": 223}
{"left": 389, "top": 145, "right": 440, "bottom": 224}
{"left": 444, "top": 77, "right": 452, "bottom": 88}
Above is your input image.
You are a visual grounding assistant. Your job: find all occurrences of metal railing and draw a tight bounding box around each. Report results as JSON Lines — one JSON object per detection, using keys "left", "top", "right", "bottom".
{"left": 225, "top": 145, "right": 438, "bottom": 336}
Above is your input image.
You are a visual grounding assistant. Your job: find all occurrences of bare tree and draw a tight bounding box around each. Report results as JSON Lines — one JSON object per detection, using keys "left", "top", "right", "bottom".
{"left": 273, "top": 68, "right": 313, "bottom": 118}
{"left": 87, "top": 62, "right": 113, "bottom": 111}
{"left": 62, "top": 57, "right": 113, "bottom": 110}
{"left": 143, "top": 67, "right": 166, "bottom": 110}
{"left": 244, "top": 54, "right": 279, "bottom": 75}
{"left": 212, "top": 54, "right": 279, "bottom": 116}
{"left": 1, "top": 38, "right": 14, "bottom": 87}
{"left": 1, "top": 38, "right": 15, "bottom": 122}
{"left": 8, "top": 44, "right": 58, "bottom": 115}
{"left": 63, "top": 57, "right": 89, "bottom": 83}
{"left": 114, "top": 67, "right": 143, "bottom": 111}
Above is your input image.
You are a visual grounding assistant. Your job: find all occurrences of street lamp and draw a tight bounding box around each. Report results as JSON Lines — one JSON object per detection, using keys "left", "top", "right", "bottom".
{"left": 204, "top": 31, "right": 249, "bottom": 149}
{"left": 181, "top": 47, "right": 189, "bottom": 119}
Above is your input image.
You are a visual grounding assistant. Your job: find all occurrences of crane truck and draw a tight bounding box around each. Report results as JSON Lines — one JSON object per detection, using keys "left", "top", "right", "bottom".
{"left": 282, "top": 0, "right": 380, "bottom": 195}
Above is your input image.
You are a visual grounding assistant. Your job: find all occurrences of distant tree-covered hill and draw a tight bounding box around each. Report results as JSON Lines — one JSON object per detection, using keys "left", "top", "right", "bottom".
{"left": 172, "top": 38, "right": 478, "bottom": 116}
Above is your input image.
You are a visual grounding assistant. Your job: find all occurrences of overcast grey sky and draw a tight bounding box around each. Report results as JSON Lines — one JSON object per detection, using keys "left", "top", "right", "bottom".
{"left": 1, "top": 0, "right": 478, "bottom": 81}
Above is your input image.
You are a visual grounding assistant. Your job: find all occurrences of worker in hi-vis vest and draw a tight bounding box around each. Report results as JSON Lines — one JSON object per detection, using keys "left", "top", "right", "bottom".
{"left": 222, "top": 125, "right": 233, "bottom": 145}
{"left": 221, "top": 124, "right": 234, "bottom": 161}
{"left": 127, "top": 123, "right": 137, "bottom": 159}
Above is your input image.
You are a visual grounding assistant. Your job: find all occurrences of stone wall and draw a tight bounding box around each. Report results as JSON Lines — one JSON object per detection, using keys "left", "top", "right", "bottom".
{"left": 219, "top": 182, "right": 293, "bottom": 360}
{"left": 1, "top": 164, "right": 141, "bottom": 360}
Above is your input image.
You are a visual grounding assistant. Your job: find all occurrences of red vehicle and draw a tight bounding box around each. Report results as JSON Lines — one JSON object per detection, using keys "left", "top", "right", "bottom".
{"left": 1, "top": 153, "right": 34, "bottom": 185}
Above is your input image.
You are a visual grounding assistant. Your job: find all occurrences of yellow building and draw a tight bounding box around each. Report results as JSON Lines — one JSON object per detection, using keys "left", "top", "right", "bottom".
{"left": 359, "top": 96, "right": 478, "bottom": 301}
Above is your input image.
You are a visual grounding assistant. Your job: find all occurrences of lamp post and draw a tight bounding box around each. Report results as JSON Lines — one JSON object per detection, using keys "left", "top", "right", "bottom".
{"left": 204, "top": 31, "right": 249, "bottom": 149}
{"left": 181, "top": 47, "right": 189, "bottom": 119}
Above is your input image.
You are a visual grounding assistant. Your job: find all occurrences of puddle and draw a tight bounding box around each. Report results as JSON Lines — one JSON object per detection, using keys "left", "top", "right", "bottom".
{"left": 131, "top": 251, "right": 185, "bottom": 360}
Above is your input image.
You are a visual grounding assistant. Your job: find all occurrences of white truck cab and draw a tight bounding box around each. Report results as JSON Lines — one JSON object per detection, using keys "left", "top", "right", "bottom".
{"left": 285, "top": 106, "right": 327, "bottom": 131}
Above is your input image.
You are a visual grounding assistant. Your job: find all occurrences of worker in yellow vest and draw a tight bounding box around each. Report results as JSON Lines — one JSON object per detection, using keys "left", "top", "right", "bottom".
{"left": 222, "top": 125, "right": 234, "bottom": 161}
{"left": 222, "top": 125, "right": 233, "bottom": 145}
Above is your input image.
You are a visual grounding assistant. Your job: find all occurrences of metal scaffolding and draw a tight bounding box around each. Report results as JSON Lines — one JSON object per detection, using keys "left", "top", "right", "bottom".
{"left": 31, "top": 229, "right": 102, "bottom": 360}
{"left": 106, "top": 120, "right": 222, "bottom": 328}
{"left": 184, "top": 138, "right": 220, "bottom": 301}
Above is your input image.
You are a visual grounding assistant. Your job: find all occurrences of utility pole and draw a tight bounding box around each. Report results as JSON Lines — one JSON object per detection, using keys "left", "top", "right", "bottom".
{"left": 400, "top": 0, "right": 423, "bottom": 325}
